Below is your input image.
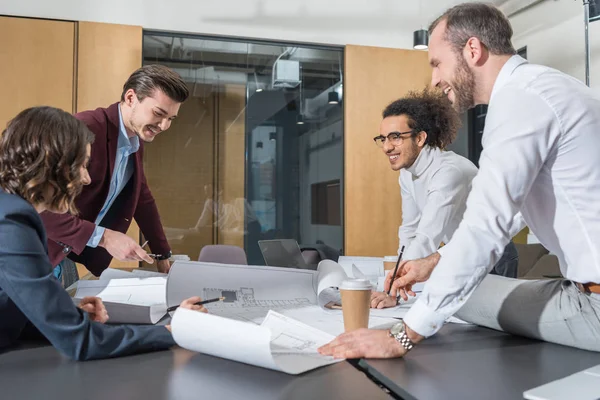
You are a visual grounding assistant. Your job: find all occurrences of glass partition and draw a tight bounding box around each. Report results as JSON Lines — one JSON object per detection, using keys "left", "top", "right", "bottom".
{"left": 142, "top": 32, "right": 344, "bottom": 264}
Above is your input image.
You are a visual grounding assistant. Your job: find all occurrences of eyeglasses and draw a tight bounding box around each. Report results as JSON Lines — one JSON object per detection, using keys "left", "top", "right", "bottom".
{"left": 373, "top": 130, "right": 416, "bottom": 147}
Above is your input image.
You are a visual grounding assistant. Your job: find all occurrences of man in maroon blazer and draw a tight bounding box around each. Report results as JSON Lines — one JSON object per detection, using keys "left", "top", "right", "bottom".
{"left": 41, "top": 65, "right": 189, "bottom": 277}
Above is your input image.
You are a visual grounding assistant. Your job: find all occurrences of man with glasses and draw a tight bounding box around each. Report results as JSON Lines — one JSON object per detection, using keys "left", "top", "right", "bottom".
{"left": 369, "top": 88, "right": 518, "bottom": 309}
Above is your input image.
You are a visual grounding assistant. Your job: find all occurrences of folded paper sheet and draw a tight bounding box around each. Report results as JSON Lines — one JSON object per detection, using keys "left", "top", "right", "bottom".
{"left": 171, "top": 308, "right": 341, "bottom": 374}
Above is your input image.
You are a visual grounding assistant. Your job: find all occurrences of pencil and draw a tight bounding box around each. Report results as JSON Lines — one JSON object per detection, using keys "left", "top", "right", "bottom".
{"left": 166, "top": 296, "right": 225, "bottom": 312}
{"left": 387, "top": 245, "right": 405, "bottom": 296}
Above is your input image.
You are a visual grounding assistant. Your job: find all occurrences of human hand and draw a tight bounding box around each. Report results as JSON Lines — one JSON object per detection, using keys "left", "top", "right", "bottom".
{"left": 385, "top": 252, "right": 440, "bottom": 301}
{"left": 99, "top": 229, "right": 153, "bottom": 263}
{"left": 178, "top": 296, "right": 209, "bottom": 313}
{"left": 370, "top": 291, "right": 397, "bottom": 309}
{"left": 318, "top": 329, "right": 406, "bottom": 359}
{"left": 165, "top": 296, "right": 208, "bottom": 332}
{"left": 78, "top": 296, "right": 109, "bottom": 323}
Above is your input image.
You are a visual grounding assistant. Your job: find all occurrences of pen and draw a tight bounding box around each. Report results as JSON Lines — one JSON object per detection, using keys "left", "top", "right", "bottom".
{"left": 166, "top": 296, "right": 225, "bottom": 313}
{"left": 387, "top": 245, "right": 405, "bottom": 296}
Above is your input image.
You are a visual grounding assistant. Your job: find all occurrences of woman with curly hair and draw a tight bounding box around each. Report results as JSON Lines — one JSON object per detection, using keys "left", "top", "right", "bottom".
{"left": 369, "top": 87, "right": 518, "bottom": 309}
{"left": 0, "top": 106, "right": 205, "bottom": 360}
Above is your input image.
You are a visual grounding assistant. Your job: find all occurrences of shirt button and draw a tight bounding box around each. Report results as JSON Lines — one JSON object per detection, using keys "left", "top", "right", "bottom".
{"left": 430, "top": 324, "right": 437, "bottom": 329}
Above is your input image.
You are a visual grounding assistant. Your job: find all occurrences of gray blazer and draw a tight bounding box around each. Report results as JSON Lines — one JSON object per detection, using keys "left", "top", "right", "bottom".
{"left": 0, "top": 191, "right": 175, "bottom": 360}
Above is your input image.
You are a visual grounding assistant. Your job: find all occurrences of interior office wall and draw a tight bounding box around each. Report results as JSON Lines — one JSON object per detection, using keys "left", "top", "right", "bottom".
{"left": 77, "top": 22, "right": 143, "bottom": 270}
{"left": 299, "top": 120, "right": 343, "bottom": 252}
{"left": 0, "top": 0, "right": 418, "bottom": 49}
{"left": 344, "top": 45, "right": 431, "bottom": 257}
{"left": 0, "top": 17, "right": 75, "bottom": 130}
{"left": 510, "top": 0, "right": 600, "bottom": 94}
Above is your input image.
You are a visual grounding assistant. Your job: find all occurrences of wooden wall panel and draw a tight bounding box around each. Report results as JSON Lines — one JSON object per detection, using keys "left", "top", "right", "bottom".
{"left": 0, "top": 16, "right": 75, "bottom": 130}
{"left": 76, "top": 22, "right": 142, "bottom": 110}
{"left": 344, "top": 45, "right": 431, "bottom": 256}
{"left": 76, "top": 21, "right": 142, "bottom": 269}
{"left": 217, "top": 85, "right": 246, "bottom": 247}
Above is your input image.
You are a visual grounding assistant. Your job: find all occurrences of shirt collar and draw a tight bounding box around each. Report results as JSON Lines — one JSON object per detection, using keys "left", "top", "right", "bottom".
{"left": 490, "top": 55, "right": 528, "bottom": 102}
{"left": 406, "top": 145, "right": 439, "bottom": 177}
{"left": 117, "top": 104, "right": 140, "bottom": 153}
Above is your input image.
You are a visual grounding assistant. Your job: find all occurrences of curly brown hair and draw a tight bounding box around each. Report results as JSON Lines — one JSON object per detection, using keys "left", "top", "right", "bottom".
{"left": 0, "top": 106, "right": 95, "bottom": 213}
{"left": 382, "top": 87, "right": 461, "bottom": 149}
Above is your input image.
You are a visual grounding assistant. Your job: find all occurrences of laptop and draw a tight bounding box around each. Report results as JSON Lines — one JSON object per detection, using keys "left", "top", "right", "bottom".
{"left": 258, "top": 239, "right": 316, "bottom": 270}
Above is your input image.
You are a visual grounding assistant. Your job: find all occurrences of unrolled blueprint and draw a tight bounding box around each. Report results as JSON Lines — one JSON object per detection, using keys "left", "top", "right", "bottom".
{"left": 171, "top": 308, "right": 341, "bottom": 374}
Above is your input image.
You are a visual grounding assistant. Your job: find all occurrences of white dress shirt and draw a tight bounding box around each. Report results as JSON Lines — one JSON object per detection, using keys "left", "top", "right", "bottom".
{"left": 398, "top": 146, "right": 478, "bottom": 262}
{"left": 404, "top": 55, "right": 600, "bottom": 337}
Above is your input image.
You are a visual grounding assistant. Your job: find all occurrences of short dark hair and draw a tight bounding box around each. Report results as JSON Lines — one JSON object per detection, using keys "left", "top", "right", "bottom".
{"left": 429, "top": 2, "right": 516, "bottom": 56}
{"left": 0, "top": 106, "right": 94, "bottom": 213}
{"left": 382, "top": 88, "right": 461, "bottom": 149}
{"left": 121, "top": 64, "right": 190, "bottom": 103}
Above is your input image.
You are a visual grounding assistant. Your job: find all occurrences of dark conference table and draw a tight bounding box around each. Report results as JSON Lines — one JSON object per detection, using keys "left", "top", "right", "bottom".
{"left": 358, "top": 324, "right": 600, "bottom": 400}
{"left": 0, "top": 343, "right": 392, "bottom": 400}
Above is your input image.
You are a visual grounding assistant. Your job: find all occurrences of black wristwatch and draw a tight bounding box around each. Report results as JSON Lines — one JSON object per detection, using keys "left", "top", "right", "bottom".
{"left": 150, "top": 251, "right": 172, "bottom": 261}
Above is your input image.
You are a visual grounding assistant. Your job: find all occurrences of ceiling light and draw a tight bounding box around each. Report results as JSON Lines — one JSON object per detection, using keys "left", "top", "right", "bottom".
{"left": 296, "top": 115, "right": 305, "bottom": 125}
{"left": 413, "top": 29, "right": 429, "bottom": 50}
{"left": 328, "top": 91, "right": 339, "bottom": 104}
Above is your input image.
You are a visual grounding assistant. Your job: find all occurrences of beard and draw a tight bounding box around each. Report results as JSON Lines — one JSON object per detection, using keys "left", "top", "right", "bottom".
{"left": 451, "top": 55, "right": 476, "bottom": 114}
{"left": 393, "top": 140, "right": 420, "bottom": 171}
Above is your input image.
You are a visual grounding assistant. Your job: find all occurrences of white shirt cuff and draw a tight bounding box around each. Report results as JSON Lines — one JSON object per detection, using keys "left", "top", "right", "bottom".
{"left": 403, "top": 298, "right": 448, "bottom": 338}
{"left": 436, "top": 246, "right": 448, "bottom": 258}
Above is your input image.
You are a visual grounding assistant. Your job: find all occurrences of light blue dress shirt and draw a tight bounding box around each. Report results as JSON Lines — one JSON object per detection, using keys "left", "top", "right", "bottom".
{"left": 87, "top": 105, "right": 140, "bottom": 248}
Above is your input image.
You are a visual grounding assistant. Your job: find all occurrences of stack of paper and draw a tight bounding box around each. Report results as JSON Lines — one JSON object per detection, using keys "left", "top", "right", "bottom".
{"left": 74, "top": 269, "right": 167, "bottom": 324}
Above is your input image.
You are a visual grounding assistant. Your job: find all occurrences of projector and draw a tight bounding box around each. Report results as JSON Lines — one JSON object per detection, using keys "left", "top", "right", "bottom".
{"left": 272, "top": 59, "right": 301, "bottom": 88}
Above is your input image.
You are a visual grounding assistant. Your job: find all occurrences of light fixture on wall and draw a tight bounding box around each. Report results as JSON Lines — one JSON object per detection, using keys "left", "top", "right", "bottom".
{"left": 328, "top": 91, "right": 339, "bottom": 104}
{"left": 269, "top": 132, "right": 276, "bottom": 141}
{"left": 413, "top": 29, "right": 429, "bottom": 50}
{"left": 296, "top": 114, "right": 305, "bottom": 125}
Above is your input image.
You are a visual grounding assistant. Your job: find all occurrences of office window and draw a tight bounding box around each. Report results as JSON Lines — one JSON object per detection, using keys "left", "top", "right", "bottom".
{"left": 142, "top": 33, "right": 344, "bottom": 264}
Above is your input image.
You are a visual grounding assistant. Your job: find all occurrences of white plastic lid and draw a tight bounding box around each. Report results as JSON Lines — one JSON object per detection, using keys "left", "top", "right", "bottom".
{"left": 383, "top": 256, "right": 398, "bottom": 262}
{"left": 340, "top": 279, "right": 372, "bottom": 290}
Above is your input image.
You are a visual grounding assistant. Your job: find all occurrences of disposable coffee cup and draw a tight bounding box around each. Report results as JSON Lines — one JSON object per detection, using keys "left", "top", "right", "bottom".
{"left": 383, "top": 256, "right": 398, "bottom": 271}
{"left": 340, "top": 279, "right": 372, "bottom": 332}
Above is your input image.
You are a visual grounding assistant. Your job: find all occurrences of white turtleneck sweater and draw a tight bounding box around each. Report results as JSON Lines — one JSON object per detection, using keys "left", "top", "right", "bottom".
{"left": 398, "top": 145, "right": 478, "bottom": 262}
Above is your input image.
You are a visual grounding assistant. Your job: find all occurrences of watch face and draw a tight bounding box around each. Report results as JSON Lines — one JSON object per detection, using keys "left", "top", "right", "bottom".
{"left": 391, "top": 322, "right": 405, "bottom": 336}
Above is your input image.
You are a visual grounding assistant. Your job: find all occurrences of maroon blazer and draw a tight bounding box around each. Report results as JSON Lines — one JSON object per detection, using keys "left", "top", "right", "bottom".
{"left": 41, "top": 102, "right": 170, "bottom": 276}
